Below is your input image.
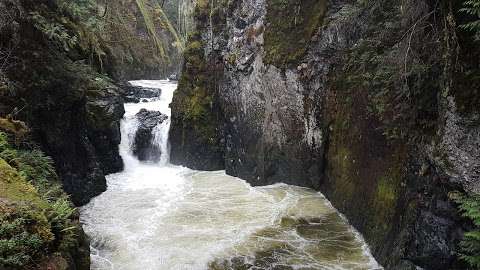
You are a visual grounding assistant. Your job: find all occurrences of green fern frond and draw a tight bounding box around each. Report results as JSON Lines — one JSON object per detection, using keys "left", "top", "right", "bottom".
{"left": 451, "top": 191, "right": 480, "bottom": 268}
{"left": 460, "top": 0, "right": 480, "bottom": 40}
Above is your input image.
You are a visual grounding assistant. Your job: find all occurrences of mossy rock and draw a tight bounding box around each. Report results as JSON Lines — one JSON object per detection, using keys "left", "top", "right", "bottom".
{"left": 0, "top": 118, "right": 30, "bottom": 142}
{"left": 0, "top": 158, "right": 54, "bottom": 268}
{"left": 264, "top": 0, "right": 327, "bottom": 68}
{"left": 0, "top": 132, "right": 87, "bottom": 269}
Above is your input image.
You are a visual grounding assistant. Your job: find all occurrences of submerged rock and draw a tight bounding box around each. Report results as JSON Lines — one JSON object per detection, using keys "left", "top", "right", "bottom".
{"left": 132, "top": 109, "right": 168, "bottom": 162}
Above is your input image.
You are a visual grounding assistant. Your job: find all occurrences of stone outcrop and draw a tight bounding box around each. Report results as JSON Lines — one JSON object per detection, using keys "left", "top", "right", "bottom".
{"left": 133, "top": 109, "right": 168, "bottom": 162}
{"left": 0, "top": 0, "right": 129, "bottom": 207}
{"left": 119, "top": 82, "right": 162, "bottom": 103}
{"left": 169, "top": 0, "right": 480, "bottom": 269}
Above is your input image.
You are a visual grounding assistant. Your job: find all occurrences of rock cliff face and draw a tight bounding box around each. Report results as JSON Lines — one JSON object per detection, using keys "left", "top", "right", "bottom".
{"left": 0, "top": 0, "right": 126, "bottom": 206}
{"left": 99, "top": 0, "right": 184, "bottom": 80}
{"left": 0, "top": 0, "right": 181, "bottom": 206}
{"left": 0, "top": 0, "right": 182, "bottom": 268}
{"left": 170, "top": 0, "right": 480, "bottom": 269}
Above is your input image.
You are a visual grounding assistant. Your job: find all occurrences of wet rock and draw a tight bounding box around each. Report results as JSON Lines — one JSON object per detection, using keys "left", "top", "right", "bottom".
{"left": 132, "top": 109, "right": 168, "bottom": 162}
{"left": 86, "top": 83, "right": 125, "bottom": 175}
{"left": 118, "top": 82, "right": 162, "bottom": 103}
{"left": 124, "top": 96, "right": 141, "bottom": 103}
{"left": 169, "top": 0, "right": 478, "bottom": 269}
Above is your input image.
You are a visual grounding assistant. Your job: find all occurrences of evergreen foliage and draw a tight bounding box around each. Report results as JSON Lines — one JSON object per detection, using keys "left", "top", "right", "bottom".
{"left": 451, "top": 192, "right": 480, "bottom": 268}
{"left": 460, "top": 0, "right": 480, "bottom": 40}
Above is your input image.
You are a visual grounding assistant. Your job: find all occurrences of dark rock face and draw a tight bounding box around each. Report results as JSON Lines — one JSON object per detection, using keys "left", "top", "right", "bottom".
{"left": 170, "top": 0, "right": 479, "bottom": 269}
{"left": 0, "top": 0, "right": 125, "bottom": 207}
{"left": 132, "top": 109, "right": 168, "bottom": 162}
{"left": 86, "top": 85, "right": 125, "bottom": 175}
{"left": 169, "top": 28, "right": 226, "bottom": 171}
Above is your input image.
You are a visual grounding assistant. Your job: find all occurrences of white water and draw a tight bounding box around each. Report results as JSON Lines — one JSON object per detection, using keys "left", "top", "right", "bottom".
{"left": 80, "top": 80, "right": 382, "bottom": 270}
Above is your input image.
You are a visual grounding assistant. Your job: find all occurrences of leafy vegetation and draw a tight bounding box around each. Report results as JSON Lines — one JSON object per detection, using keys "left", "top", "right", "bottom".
{"left": 26, "top": 0, "right": 182, "bottom": 78}
{"left": 332, "top": 1, "right": 441, "bottom": 142}
{"left": 460, "top": 0, "right": 480, "bottom": 40}
{"left": 451, "top": 192, "right": 480, "bottom": 268}
{"left": 0, "top": 204, "right": 46, "bottom": 267}
{"left": 0, "top": 131, "right": 80, "bottom": 269}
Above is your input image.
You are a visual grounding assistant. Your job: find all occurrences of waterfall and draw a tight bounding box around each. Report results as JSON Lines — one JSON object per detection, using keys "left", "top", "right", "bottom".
{"left": 119, "top": 80, "right": 176, "bottom": 169}
{"left": 80, "top": 80, "right": 381, "bottom": 270}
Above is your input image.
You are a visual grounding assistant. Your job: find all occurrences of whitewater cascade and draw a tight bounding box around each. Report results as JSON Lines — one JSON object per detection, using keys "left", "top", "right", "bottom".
{"left": 80, "top": 80, "right": 382, "bottom": 270}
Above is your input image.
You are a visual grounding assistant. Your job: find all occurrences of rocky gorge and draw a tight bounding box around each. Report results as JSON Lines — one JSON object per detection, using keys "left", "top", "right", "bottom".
{"left": 0, "top": 0, "right": 183, "bottom": 268}
{"left": 169, "top": 0, "right": 480, "bottom": 269}
{"left": 0, "top": 0, "right": 478, "bottom": 269}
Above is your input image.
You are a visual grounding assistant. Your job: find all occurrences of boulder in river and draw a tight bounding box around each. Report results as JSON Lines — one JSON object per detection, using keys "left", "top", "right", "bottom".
{"left": 118, "top": 82, "right": 162, "bottom": 103}
{"left": 132, "top": 109, "right": 168, "bottom": 162}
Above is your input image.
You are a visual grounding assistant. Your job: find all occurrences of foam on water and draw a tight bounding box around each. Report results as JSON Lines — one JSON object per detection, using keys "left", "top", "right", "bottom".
{"left": 80, "top": 80, "right": 382, "bottom": 270}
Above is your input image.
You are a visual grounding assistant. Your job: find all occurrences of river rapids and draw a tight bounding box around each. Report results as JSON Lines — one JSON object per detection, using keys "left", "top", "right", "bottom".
{"left": 80, "top": 80, "right": 382, "bottom": 270}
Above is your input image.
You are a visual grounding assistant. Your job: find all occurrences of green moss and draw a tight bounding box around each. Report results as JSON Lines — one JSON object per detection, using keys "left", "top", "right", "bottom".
{"left": 0, "top": 132, "right": 81, "bottom": 269}
{"left": 0, "top": 118, "right": 30, "bottom": 141}
{"left": 370, "top": 157, "right": 404, "bottom": 234}
{"left": 264, "top": 0, "right": 327, "bottom": 68}
{"left": 0, "top": 158, "right": 54, "bottom": 267}
{"left": 324, "top": 65, "right": 409, "bottom": 257}
{"left": 172, "top": 28, "right": 222, "bottom": 147}
{"left": 0, "top": 159, "right": 50, "bottom": 213}
{"left": 375, "top": 176, "right": 397, "bottom": 209}
{"left": 327, "top": 145, "right": 356, "bottom": 204}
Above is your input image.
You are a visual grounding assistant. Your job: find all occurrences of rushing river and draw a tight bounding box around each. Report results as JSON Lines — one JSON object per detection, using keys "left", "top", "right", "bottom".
{"left": 80, "top": 80, "right": 382, "bottom": 270}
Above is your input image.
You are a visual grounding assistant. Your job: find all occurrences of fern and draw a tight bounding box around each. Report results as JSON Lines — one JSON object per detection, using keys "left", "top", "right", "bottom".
{"left": 460, "top": 0, "right": 480, "bottom": 40}
{"left": 0, "top": 131, "right": 80, "bottom": 265}
{"left": 451, "top": 192, "right": 480, "bottom": 268}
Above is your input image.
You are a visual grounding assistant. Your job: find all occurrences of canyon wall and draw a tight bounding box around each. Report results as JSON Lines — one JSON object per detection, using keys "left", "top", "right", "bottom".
{"left": 170, "top": 0, "right": 480, "bottom": 269}
{"left": 1, "top": 0, "right": 182, "bottom": 206}
{"left": 1, "top": 0, "right": 182, "bottom": 268}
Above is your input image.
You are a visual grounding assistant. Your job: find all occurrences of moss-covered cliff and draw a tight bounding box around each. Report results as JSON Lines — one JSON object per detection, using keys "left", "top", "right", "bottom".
{"left": 98, "top": 0, "right": 184, "bottom": 80}
{"left": 169, "top": 0, "right": 480, "bottom": 269}
{"left": 0, "top": 126, "right": 89, "bottom": 270}
{"left": 0, "top": 0, "right": 182, "bottom": 268}
{"left": 0, "top": 0, "right": 182, "bottom": 204}
{"left": 169, "top": 0, "right": 226, "bottom": 170}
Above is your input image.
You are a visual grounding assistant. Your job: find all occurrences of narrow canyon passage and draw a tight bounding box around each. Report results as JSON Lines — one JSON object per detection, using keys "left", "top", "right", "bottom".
{"left": 80, "top": 81, "right": 381, "bottom": 270}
